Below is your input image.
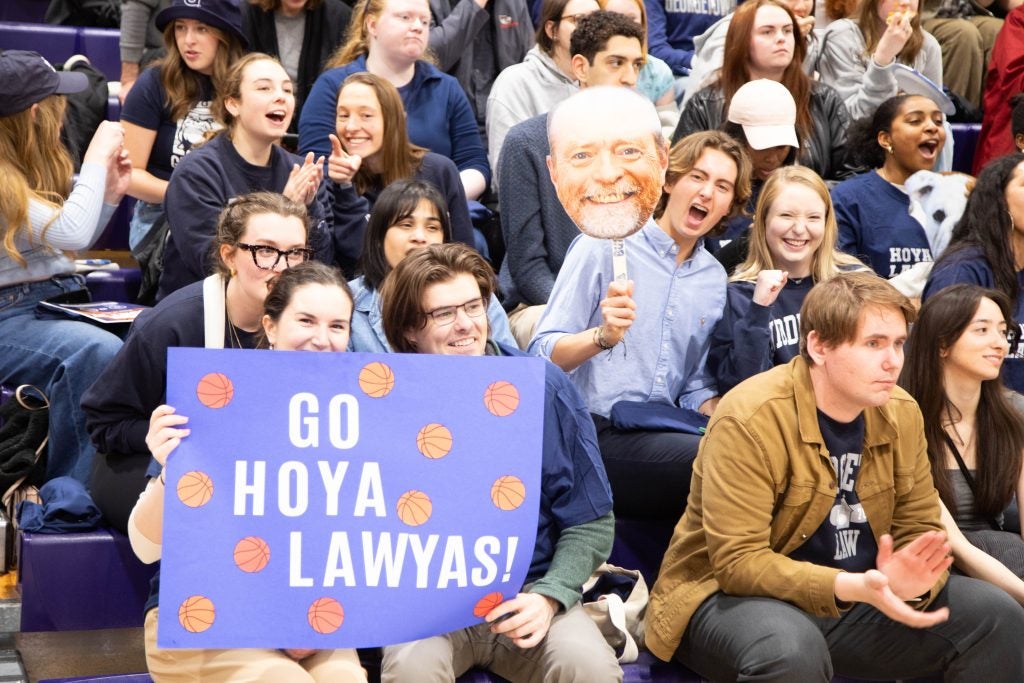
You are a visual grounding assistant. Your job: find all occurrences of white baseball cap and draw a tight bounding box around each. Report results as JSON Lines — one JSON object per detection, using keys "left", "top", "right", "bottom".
{"left": 727, "top": 79, "right": 800, "bottom": 151}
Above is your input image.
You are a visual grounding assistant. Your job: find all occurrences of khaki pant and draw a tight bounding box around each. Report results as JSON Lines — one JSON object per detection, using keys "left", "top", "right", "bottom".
{"left": 507, "top": 304, "right": 547, "bottom": 351}
{"left": 923, "top": 14, "right": 1002, "bottom": 109}
{"left": 382, "top": 601, "right": 622, "bottom": 683}
{"left": 144, "top": 609, "right": 366, "bottom": 683}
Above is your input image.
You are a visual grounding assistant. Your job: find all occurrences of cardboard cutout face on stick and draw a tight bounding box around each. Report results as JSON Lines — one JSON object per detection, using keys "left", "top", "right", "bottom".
{"left": 546, "top": 88, "right": 668, "bottom": 240}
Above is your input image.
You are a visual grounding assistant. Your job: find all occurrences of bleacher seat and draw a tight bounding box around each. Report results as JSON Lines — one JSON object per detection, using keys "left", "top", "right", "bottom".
{"left": 950, "top": 123, "right": 982, "bottom": 175}
{"left": 78, "top": 27, "right": 120, "bottom": 82}
{"left": 19, "top": 528, "right": 157, "bottom": 632}
{"left": 93, "top": 197, "right": 135, "bottom": 252}
{"left": 0, "top": 0, "right": 48, "bottom": 24}
{"left": 84, "top": 269, "right": 141, "bottom": 304}
{"left": 0, "top": 21, "right": 78, "bottom": 65}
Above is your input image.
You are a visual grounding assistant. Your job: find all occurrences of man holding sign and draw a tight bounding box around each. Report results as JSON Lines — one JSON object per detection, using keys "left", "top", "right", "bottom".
{"left": 379, "top": 244, "right": 620, "bottom": 682}
{"left": 530, "top": 90, "right": 752, "bottom": 520}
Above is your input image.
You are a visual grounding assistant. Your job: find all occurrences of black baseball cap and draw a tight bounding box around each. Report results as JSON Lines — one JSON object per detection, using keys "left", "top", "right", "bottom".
{"left": 156, "top": 0, "right": 249, "bottom": 49}
{"left": 0, "top": 50, "right": 88, "bottom": 118}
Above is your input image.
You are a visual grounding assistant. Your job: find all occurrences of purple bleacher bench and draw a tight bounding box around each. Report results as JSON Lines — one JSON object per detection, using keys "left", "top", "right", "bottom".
{"left": 0, "top": 21, "right": 79, "bottom": 65}
{"left": 92, "top": 197, "right": 135, "bottom": 252}
{"left": 79, "top": 27, "right": 120, "bottom": 82}
{"left": 39, "top": 677, "right": 152, "bottom": 683}
{"left": 85, "top": 269, "right": 141, "bottom": 305}
{"left": 950, "top": 123, "right": 982, "bottom": 175}
{"left": 19, "top": 528, "right": 157, "bottom": 632}
{"left": 0, "top": 0, "right": 49, "bottom": 23}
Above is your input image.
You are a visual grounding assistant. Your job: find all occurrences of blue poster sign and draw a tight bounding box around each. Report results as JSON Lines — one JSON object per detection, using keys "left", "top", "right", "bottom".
{"left": 158, "top": 348, "right": 545, "bottom": 649}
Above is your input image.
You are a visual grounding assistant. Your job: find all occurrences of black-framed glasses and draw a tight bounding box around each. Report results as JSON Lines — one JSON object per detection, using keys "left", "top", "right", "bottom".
{"left": 423, "top": 298, "right": 487, "bottom": 326}
{"left": 236, "top": 243, "right": 313, "bottom": 270}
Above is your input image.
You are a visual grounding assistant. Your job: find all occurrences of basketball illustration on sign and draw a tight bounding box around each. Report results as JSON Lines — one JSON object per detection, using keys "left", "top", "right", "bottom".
{"left": 233, "top": 536, "right": 270, "bottom": 573}
{"left": 179, "top": 595, "right": 215, "bottom": 633}
{"left": 484, "top": 381, "right": 519, "bottom": 417}
{"left": 491, "top": 475, "right": 526, "bottom": 511}
{"left": 473, "top": 592, "right": 505, "bottom": 619}
{"left": 308, "top": 597, "right": 345, "bottom": 634}
{"left": 416, "top": 423, "right": 452, "bottom": 459}
{"left": 396, "top": 489, "right": 433, "bottom": 526}
{"left": 358, "top": 361, "right": 395, "bottom": 398}
{"left": 196, "top": 372, "right": 234, "bottom": 409}
{"left": 177, "top": 470, "right": 214, "bottom": 508}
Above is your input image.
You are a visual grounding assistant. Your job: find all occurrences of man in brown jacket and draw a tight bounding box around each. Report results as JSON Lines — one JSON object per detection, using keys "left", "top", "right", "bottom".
{"left": 646, "top": 271, "right": 1024, "bottom": 681}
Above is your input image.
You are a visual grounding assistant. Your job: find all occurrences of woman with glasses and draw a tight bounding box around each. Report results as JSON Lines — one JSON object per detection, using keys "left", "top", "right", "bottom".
{"left": 157, "top": 53, "right": 332, "bottom": 301}
{"left": 485, "top": 0, "right": 599, "bottom": 176}
{"left": 377, "top": 242, "right": 618, "bottom": 681}
{"left": 348, "top": 179, "right": 513, "bottom": 351}
{"left": 83, "top": 192, "right": 314, "bottom": 535}
{"left": 900, "top": 284, "right": 1024, "bottom": 599}
{"left": 129, "top": 260, "right": 367, "bottom": 682}
{"left": 327, "top": 74, "right": 473, "bottom": 273}
{"left": 299, "top": 0, "right": 490, "bottom": 202}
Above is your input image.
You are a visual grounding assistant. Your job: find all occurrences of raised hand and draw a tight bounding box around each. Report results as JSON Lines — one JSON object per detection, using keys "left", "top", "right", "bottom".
{"left": 599, "top": 278, "right": 637, "bottom": 346}
{"left": 283, "top": 152, "right": 324, "bottom": 206}
{"left": 876, "top": 531, "right": 952, "bottom": 600}
{"left": 875, "top": 1, "right": 915, "bottom": 66}
{"left": 752, "top": 269, "right": 788, "bottom": 306}
{"left": 327, "top": 133, "right": 362, "bottom": 186}
{"left": 145, "top": 405, "right": 190, "bottom": 467}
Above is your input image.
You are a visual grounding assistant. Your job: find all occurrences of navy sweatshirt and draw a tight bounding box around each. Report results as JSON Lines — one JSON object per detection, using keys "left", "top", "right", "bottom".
{"left": 158, "top": 135, "right": 334, "bottom": 301}
{"left": 708, "top": 276, "right": 813, "bottom": 394}
{"left": 833, "top": 170, "right": 932, "bottom": 279}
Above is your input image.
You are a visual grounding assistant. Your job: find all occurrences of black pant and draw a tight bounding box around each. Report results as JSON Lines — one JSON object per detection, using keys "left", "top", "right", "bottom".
{"left": 592, "top": 414, "right": 701, "bottom": 521}
{"left": 678, "top": 575, "right": 1024, "bottom": 682}
{"left": 89, "top": 451, "right": 149, "bottom": 534}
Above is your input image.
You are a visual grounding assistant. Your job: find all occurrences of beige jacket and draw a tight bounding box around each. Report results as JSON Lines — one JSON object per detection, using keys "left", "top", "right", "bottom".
{"left": 645, "top": 356, "right": 947, "bottom": 661}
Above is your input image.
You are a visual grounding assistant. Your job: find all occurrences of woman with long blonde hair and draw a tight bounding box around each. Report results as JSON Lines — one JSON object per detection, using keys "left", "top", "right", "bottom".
{"left": 0, "top": 50, "right": 130, "bottom": 484}
{"left": 708, "top": 166, "right": 865, "bottom": 393}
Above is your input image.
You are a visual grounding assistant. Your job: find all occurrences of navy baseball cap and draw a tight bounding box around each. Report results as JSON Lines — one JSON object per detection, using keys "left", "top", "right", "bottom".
{"left": 0, "top": 50, "right": 88, "bottom": 118}
{"left": 156, "top": 0, "right": 249, "bottom": 49}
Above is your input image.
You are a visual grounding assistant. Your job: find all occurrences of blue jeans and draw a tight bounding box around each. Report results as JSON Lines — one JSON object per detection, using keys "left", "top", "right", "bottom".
{"left": 0, "top": 275, "right": 122, "bottom": 483}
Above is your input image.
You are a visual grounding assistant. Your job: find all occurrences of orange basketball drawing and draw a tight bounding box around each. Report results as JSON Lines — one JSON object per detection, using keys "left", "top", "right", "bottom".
{"left": 484, "top": 381, "right": 520, "bottom": 417}
{"left": 416, "top": 423, "right": 452, "bottom": 459}
{"left": 196, "top": 372, "right": 234, "bottom": 409}
{"left": 491, "top": 475, "right": 526, "bottom": 511}
{"left": 177, "top": 470, "right": 214, "bottom": 508}
{"left": 358, "top": 361, "right": 395, "bottom": 398}
{"left": 473, "top": 591, "right": 505, "bottom": 619}
{"left": 308, "top": 597, "right": 345, "bottom": 634}
{"left": 233, "top": 536, "right": 270, "bottom": 573}
{"left": 396, "top": 489, "right": 432, "bottom": 526}
{"left": 178, "top": 595, "right": 215, "bottom": 633}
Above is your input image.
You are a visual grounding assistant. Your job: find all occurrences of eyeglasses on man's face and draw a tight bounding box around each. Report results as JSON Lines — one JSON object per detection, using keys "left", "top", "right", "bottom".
{"left": 422, "top": 297, "right": 487, "bottom": 326}
{"left": 237, "top": 243, "right": 314, "bottom": 270}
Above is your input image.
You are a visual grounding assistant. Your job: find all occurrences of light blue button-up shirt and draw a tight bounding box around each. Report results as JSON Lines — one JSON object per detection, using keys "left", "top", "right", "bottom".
{"left": 529, "top": 220, "right": 725, "bottom": 417}
{"left": 347, "top": 275, "right": 516, "bottom": 353}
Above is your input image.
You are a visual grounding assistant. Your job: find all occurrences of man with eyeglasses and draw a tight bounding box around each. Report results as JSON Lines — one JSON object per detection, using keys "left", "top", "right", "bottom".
{"left": 378, "top": 242, "right": 621, "bottom": 683}
{"left": 485, "top": 0, "right": 600, "bottom": 175}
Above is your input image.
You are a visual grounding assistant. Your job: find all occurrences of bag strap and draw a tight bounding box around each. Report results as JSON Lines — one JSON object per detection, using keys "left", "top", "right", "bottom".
{"left": 202, "top": 273, "right": 226, "bottom": 349}
{"left": 941, "top": 432, "right": 1002, "bottom": 531}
